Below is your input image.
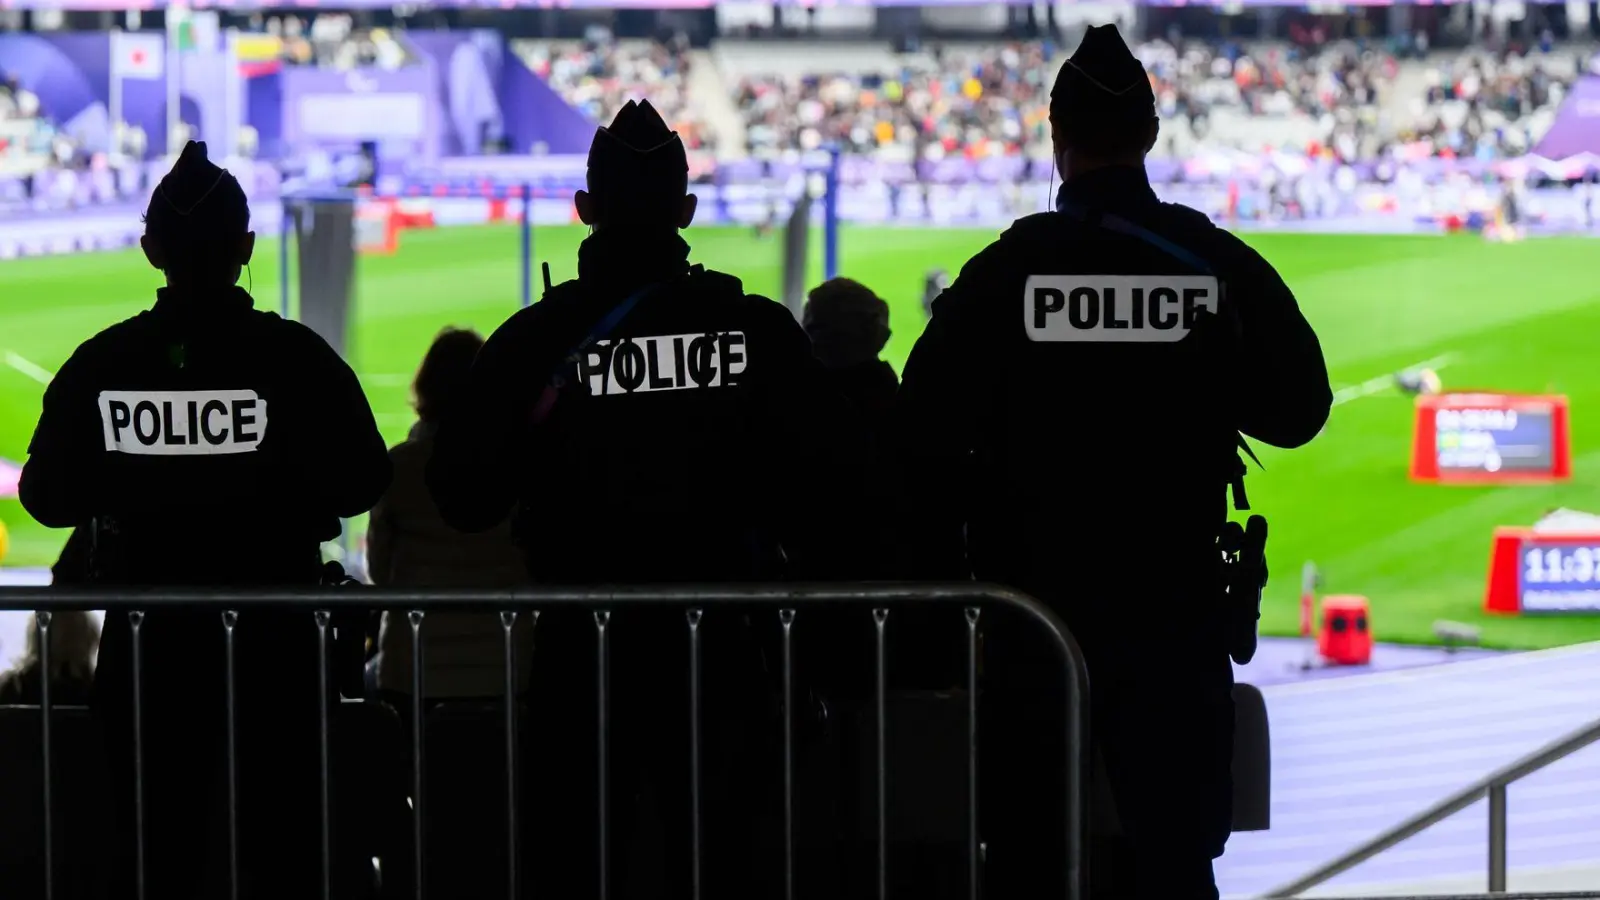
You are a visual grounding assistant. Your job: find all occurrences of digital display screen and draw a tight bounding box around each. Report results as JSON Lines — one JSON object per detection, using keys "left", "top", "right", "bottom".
{"left": 1435, "top": 406, "right": 1555, "bottom": 474}
{"left": 1518, "top": 544, "right": 1600, "bottom": 612}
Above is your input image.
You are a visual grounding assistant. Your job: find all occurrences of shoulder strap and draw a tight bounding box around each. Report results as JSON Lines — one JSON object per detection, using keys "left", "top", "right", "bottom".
{"left": 1058, "top": 199, "right": 1262, "bottom": 510}
{"left": 530, "top": 280, "right": 661, "bottom": 425}
{"left": 1057, "top": 200, "right": 1215, "bottom": 275}
{"left": 572, "top": 280, "right": 659, "bottom": 360}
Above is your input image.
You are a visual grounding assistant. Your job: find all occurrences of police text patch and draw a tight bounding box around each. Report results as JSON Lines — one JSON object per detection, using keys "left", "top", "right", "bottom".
{"left": 1024, "top": 276, "right": 1220, "bottom": 343}
{"left": 98, "top": 390, "right": 268, "bottom": 456}
{"left": 578, "top": 332, "right": 748, "bottom": 396}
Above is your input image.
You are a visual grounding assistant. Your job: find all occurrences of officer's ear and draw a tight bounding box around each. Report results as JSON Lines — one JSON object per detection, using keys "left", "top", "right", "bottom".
{"left": 1144, "top": 117, "right": 1160, "bottom": 155}
{"left": 678, "top": 194, "right": 697, "bottom": 229}
{"left": 238, "top": 231, "right": 256, "bottom": 267}
{"left": 140, "top": 234, "right": 165, "bottom": 271}
{"left": 574, "top": 190, "right": 597, "bottom": 226}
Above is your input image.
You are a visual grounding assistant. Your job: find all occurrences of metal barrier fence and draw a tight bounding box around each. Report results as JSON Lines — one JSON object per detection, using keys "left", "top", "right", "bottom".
{"left": 0, "top": 583, "right": 1089, "bottom": 900}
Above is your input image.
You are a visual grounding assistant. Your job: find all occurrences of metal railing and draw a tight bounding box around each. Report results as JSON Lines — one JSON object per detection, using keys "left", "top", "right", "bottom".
{"left": 1262, "top": 715, "right": 1600, "bottom": 898}
{"left": 1299, "top": 883, "right": 1600, "bottom": 890}
{"left": 0, "top": 582, "right": 1090, "bottom": 900}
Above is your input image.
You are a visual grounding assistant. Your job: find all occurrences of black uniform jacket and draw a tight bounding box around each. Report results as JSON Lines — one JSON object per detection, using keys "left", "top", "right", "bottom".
{"left": 20, "top": 284, "right": 390, "bottom": 584}
{"left": 894, "top": 166, "right": 1332, "bottom": 651}
{"left": 428, "top": 228, "right": 868, "bottom": 585}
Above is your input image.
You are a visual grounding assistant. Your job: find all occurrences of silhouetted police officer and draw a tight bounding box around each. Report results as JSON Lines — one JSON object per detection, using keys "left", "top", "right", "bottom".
{"left": 428, "top": 101, "right": 862, "bottom": 900}
{"left": 894, "top": 26, "right": 1332, "bottom": 900}
{"left": 20, "top": 141, "right": 390, "bottom": 900}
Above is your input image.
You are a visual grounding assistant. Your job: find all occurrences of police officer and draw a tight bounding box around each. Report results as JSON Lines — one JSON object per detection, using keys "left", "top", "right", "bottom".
{"left": 20, "top": 141, "right": 390, "bottom": 900}
{"left": 427, "top": 100, "right": 864, "bottom": 899}
{"left": 893, "top": 26, "right": 1332, "bottom": 900}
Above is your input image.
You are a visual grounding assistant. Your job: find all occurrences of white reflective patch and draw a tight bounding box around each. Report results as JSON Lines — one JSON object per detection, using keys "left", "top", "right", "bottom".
{"left": 1024, "top": 275, "right": 1221, "bottom": 343}
{"left": 98, "top": 390, "right": 268, "bottom": 456}
{"left": 578, "top": 331, "right": 749, "bottom": 396}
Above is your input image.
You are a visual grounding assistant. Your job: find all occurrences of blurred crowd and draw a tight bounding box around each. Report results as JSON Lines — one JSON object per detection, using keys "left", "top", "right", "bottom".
{"left": 737, "top": 42, "right": 1056, "bottom": 160}
{"left": 241, "top": 13, "right": 412, "bottom": 71}
{"left": 1139, "top": 39, "right": 1394, "bottom": 123}
{"left": 518, "top": 31, "right": 711, "bottom": 151}
{"left": 0, "top": 72, "right": 40, "bottom": 124}
{"left": 1400, "top": 48, "right": 1584, "bottom": 158}
{"left": 0, "top": 70, "right": 52, "bottom": 172}
{"left": 0, "top": 30, "right": 1590, "bottom": 217}
{"left": 725, "top": 37, "right": 1580, "bottom": 165}
{"left": 0, "top": 69, "right": 108, "bottom": 214}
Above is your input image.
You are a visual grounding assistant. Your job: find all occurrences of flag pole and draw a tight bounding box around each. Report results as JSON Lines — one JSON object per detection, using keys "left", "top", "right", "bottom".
{"left": 225, "top": 28, "right": 240, "bottom": 158}
{"left": 165, "top": 9, "right": 180, "bottom": 155}
{"left": 109, "top": 29, "right": 123, "bottom": 159}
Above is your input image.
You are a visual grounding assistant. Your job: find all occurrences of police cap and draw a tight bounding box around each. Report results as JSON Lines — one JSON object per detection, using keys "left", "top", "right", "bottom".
{"left": 585, "top": 100, "right": 689, "bottom": 226}
{"left": 143, "top": 140, "right": 250, "bottom": 276}
{"left": 1050, "top": 25, "right": 1157, "bottom": 156}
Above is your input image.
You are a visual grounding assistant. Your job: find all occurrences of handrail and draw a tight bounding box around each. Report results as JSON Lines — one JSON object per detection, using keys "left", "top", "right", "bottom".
{"left": 1292, "top": 883, "right": 1600, "bottom": 890}
{"left": 1261, "top": 715, "right": 1600, "bottom": 898}
{"left": 0, "top": 581, "right": 1091, "bottom": 900}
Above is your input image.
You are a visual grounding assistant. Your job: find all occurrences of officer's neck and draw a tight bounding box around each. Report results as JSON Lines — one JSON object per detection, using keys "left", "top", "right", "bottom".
{"left": 1057, "top": 160, "right": 1156, "bottom": 209}
{"left": 155, "top": 280, "right": 253, "bottom": 314}
{"left": 578, "top": 226, "right": 691, "bottom": 289}
{"left": 1061, "top": 156, "right": 1146, "bottom": 182}
{"left": 162, "top": 272, "right": 241, "bottom": 293}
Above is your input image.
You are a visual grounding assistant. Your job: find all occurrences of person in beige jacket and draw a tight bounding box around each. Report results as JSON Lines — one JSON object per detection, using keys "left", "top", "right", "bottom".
{"left": 369, "top": 328, "right": 532, "bottom": 699}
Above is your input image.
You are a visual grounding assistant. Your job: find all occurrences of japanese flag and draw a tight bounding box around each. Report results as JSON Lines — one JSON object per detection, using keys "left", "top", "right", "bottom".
{"left": 111, "top": 32, "right": 165, "bottom": 81}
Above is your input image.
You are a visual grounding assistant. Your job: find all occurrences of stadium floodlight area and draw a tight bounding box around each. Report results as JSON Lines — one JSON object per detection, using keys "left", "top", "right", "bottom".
{"left": 278, "top": 149, "right": 841, "bottom": 336}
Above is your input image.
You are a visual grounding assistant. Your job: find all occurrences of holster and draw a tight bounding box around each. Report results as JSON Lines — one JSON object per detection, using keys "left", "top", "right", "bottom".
{"left": 1218, "top": 515, "right": 1268, "bottom": 665}
{"left": 319, "top": 561, "right": 374, "bottom": 698}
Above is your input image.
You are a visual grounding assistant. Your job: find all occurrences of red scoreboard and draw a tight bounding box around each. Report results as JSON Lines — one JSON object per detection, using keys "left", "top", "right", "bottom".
{"left": 1486, "top": 528, "right": 1600, "bottom": 614}
{"left": 1411, "top": 392, "right": 1571, "bottom": 484}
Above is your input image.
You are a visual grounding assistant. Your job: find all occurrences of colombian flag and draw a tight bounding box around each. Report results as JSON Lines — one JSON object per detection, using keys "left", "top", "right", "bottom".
{"left": 235, "top": 34, "right": 283, "bottom": 79}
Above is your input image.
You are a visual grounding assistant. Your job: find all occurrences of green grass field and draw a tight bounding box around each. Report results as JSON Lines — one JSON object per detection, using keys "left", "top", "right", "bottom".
{"left": 4, "top": 223, "right": 1600, "bottom": 650}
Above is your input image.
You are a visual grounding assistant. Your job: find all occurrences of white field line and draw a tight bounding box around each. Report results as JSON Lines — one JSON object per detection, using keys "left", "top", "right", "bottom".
{"left": 3, "top": 351, "right": 53, "bottom": 385}
{"left": 1331, "top": 353, "right": 1457, "bottom": 408}
{"left": 360, "top": 374, "right": 412, "bottom": 387}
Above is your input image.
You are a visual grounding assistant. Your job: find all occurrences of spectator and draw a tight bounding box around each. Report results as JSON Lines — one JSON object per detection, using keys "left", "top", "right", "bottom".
{"left": 803, "top": 277, "right": 898, "bottom": 436}
{"left": 0, "top": 611, "right": 100, "bottom": 706}
{"left": 369, "top": 327, "right": 531, "bottom": 701}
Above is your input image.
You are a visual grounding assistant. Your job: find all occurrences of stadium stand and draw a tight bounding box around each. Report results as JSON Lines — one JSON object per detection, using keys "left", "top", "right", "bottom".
{"left": 728, "top": 42, "right": 1058, "bottom": 160}
{"left": 515, "top": 33, "right": 713, "bottom": 151}
{"left": 511, "top": 33, "right": 1585, "bottom": 163}
{"left": 1402, "top": 47, "right": 1590, "bottom": 158}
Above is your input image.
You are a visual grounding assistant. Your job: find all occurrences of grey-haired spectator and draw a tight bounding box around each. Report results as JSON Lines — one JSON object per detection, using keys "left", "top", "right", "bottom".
{"left": 803, "top": 277, "right": 897, "bottom": 435}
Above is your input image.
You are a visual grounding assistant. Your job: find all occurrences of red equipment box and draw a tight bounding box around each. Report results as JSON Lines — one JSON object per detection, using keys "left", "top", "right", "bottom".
{"left": 1485, "top": 527, "right": 1600, "bottom": 614}
{"left": 1318, "top": 595, "right": 1373, "bottom": 666}
{"left": 1411, "top": 393, "right": 1570, "bottom": 484}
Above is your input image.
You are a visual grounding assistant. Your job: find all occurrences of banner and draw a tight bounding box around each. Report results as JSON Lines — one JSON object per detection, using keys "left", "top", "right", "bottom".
{"left": 1533, "top": 76, "right": 1600, "bottom": 161}
{"left": 110, "top": 31, "right": 164, "bottom": 80}
{"left": 280, "top": 66, "right": 441, "bottom": 162}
